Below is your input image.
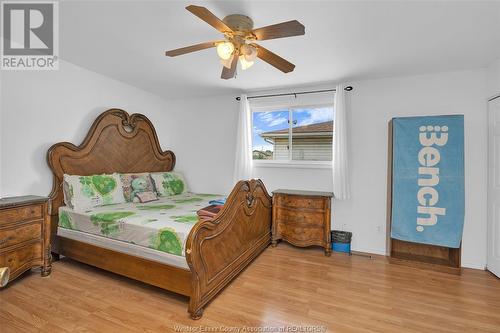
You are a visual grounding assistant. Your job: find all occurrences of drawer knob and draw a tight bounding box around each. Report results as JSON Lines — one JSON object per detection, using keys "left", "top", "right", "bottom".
{"left": 0, "top": 267, "right": 9, "bottom": 287}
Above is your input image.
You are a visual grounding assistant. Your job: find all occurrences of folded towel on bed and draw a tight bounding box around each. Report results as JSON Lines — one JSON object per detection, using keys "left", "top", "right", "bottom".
{"left": 208, "top": 198, "right": 226, "bottom": 206}
{"left": 197, "top": 205, "right": 223, "bottom": 222}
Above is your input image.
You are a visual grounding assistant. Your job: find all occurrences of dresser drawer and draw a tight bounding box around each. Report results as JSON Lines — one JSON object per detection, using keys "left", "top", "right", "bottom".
{"left": 0, "top": 242, "right": 42, "bottom": 277}
{"left": 0, "top": 221, "right": 42, "bottom": 249}
{"left": 275, "top": 208, "right": 325, "bottom": 227}
{"left": 0, "top": 205, "right": 43, "bottom": 224}
{"left": 275, "top": 195, "right": 325, "bottom": 211}
{"left": 278, "top": 224, "right": 324, "bottom": 243}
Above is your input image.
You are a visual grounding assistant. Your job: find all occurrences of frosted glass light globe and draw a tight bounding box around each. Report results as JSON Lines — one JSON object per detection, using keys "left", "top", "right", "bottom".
{"left": 216, "top": 42, "right": 235, "bottom": 60}
{"left": 239, "top": 55, "right": 254, "bottom": 70}
{"left": 220, "top": 54, "right": 234, "bottom": 69}
{"left": 240, "top": 44, "right": 257, "bottom": 62}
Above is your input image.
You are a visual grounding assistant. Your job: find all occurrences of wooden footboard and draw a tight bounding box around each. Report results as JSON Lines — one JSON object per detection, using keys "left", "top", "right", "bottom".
{"left": 185, "top": 179, "right": 272, "bottom": 319}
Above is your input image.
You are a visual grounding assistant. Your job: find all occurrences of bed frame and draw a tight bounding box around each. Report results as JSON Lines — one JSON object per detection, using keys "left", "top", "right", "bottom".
{"left": 47, "top": 109, "right": 272, "bottom": 319}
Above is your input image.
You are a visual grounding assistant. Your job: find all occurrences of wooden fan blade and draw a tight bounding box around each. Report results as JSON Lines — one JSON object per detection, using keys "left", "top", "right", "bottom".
{"left": 252, "top": 20, "right": 305, "bottom": 41}
{"left": 186, "top": 5, "right": 233, "bottom": 33}
{"left": 251, "top": 43, "right": 295, "bottom": 73}
{"left": 221, "top": 55, "right": 238, "bottom": 79}
{"left": 165, "top": 41, "right": 222, "bottom": 57}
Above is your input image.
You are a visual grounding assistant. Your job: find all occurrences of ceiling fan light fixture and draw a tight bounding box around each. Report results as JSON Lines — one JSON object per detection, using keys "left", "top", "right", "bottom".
{"left": 216, "top": 41, "right": 235, "bottom": 60}
{"left": 239, "top": 55, "right": 254, "bottom": 70}
{"left": 164, "top": 5, "right": 305, "bottom": 79}
{"left": 220, "top": 54, "right": 234, "bottom": 69}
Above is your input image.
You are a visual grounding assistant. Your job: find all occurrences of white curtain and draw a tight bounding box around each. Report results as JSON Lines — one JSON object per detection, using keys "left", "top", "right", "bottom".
{"left": 233, "top": 94, "right": 253, "bottom": 182}
{"left": 333, "top": 84, "right": 351, "bottom": 199}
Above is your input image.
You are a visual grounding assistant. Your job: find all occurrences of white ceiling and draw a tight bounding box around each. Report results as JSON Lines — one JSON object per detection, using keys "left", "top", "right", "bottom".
{"left": 60, "top": 0, "right": 500, "bottom": 99}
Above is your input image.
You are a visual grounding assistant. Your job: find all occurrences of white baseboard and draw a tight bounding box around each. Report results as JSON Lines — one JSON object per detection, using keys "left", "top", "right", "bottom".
{"left": 461, "top": 262, "right": 486, "bottom": 270}
{"left": 350, "top": 246, "right": 386, "bottom": 256}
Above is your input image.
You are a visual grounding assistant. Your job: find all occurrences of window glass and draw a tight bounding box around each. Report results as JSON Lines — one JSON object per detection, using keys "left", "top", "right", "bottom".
{"left": 291, "top": 107, "right": 334, "bottom": 161}
{"left": 251, "top": 105, "right": 334, "bottom": 162}
{"left": 252, "top": 110, "right": 289, "bottom": 160}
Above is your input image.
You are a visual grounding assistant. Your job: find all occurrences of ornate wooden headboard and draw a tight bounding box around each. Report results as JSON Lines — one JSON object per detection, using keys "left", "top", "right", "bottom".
{"left": 47, "top": 109, "right": 175, "bottom": 246}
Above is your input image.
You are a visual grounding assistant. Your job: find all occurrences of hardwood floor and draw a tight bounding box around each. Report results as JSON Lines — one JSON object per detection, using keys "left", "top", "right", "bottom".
{"left": 1, "top": 243, "right": 499, "bottom": 333}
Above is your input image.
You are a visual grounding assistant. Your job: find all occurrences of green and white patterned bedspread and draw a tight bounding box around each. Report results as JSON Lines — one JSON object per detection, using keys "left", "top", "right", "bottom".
{"left": 58, "top": 193, "right": 222, "bottom": 257}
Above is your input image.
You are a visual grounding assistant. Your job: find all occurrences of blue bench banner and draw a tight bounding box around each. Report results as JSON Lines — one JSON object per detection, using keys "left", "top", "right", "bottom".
{"left": 391, "top": 115, "right": 464, "bottom": 248}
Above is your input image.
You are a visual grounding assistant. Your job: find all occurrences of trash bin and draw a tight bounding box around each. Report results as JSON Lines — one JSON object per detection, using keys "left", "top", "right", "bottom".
{"left": 331, "top": 230, "right": 352, "bottom": 254}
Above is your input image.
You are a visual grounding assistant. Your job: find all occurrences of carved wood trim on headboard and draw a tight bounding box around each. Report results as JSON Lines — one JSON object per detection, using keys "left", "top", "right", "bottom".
{"left": 47, "top": 109, "right": 175, "bottom": 226}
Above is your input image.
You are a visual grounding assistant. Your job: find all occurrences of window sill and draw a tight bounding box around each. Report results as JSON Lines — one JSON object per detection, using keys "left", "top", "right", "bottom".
{"left": 253, "top": 161, "right": 332, "bottom": 169}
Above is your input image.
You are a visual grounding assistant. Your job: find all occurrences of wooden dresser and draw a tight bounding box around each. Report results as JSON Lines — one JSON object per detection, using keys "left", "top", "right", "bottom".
{"left": 0, "top": 196, "right": 51, "bottom": 287}
{"left": 272, "top": 189, "right": 333, "bottom": 256}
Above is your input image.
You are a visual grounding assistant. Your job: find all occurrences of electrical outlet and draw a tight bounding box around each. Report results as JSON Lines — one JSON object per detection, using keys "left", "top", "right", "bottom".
{"left": 376, "top": 225, "right": 382, "bottom": 233}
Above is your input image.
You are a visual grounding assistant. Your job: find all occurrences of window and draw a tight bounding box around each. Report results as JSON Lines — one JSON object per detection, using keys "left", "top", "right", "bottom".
{"left": 252, "top": 105, "right": 334, "bottom": 163}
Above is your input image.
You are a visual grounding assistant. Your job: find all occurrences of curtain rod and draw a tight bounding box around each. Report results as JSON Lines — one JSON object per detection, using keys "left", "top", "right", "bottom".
{"left": 235, "top": 86, "right": 353, "bottom": 101}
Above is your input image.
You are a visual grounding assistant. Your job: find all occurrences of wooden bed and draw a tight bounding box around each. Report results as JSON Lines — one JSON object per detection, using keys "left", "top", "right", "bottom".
{"left": 47, "top": 109, "right": 272, "bottom": 319}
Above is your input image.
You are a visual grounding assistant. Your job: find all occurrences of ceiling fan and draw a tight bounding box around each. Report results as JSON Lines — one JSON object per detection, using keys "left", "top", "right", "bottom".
{"left": 165, "top": 5, "right": 305, "bottom": 79}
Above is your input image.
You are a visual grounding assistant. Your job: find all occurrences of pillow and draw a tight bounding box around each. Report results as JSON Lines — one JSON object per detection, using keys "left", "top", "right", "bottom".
{"left": 63, "top": 173, "right": 125, "bottom": 210}
{"left": 150, "top": 171, "right": 188, "bottom": 196}
{"left": 119, "top": 173, "right": 156, "bottom": 202}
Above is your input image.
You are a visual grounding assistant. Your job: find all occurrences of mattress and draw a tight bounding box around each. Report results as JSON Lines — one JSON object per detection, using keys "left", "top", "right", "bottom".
{"left": 58, "top": 227, "right": 190, "bottom": 269}
{"left": 58, "top": 192, "right": 222, "bottom": 260}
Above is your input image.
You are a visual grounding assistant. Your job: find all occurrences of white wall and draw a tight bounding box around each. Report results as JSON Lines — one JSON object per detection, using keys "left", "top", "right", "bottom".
{"left": 165, "top": 95, "right": 239, "bottom": 195}
{"left": 340, "top": 70, "right": 487, "bottom": 269}
{"left": 487, "top": 58, "right": 500, "bottom": 98}
{"left": 0, "top": 60, "right": 171, "bottom": 197}
{"left": 0, "top": 62, "right": 489, "bottom": 269}
{"left": 166, "top": 69, "right": 488, "bottom": 269}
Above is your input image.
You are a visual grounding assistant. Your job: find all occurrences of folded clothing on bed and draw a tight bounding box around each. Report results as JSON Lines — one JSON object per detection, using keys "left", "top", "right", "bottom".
{"left": 197, "top": 205, "right": 223, "bottom": 222}
{"left": 58, "top": 192, "right": 223, "bottom": 257}
{"left": 208, "top": 198, "right": 227, "bottom": 206}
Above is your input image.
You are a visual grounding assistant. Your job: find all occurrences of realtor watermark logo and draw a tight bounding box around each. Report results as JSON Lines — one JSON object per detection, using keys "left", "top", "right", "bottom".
{"left": 1, "top": 1, "right": 59, "bottom": 70}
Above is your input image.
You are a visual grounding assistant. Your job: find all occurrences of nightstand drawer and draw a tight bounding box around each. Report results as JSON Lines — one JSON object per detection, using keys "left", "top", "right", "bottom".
{"left": 0, "top": 221, "right": 42, "bottom": 249}
{"left": 0, "top": 205, "right": 43, "bottom": 224}
{"left": 0, "top": 242, "right": 42, "bottom": 277}
{"left": 278, "top": 224, "right": 324, "bottom": 242}
{"left": 276, "top": 208, "right": 325, "bottom": 227}
{"left": 276, "top": 195, "right": 325, "bottom": 210}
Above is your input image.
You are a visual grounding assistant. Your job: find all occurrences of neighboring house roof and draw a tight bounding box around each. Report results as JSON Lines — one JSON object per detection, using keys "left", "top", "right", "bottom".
{"left": 260, "top": 121, "right": 334, "bottom": 138}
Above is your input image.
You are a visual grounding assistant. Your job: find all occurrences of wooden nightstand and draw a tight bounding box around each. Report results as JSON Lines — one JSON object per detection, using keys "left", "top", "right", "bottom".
{"left": 272, "top": 189, "right": 333, "bottom": 256}
{"left": 0, "top": 196, "right": 51, "bottom": 287}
